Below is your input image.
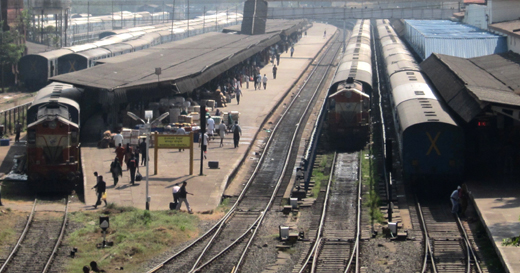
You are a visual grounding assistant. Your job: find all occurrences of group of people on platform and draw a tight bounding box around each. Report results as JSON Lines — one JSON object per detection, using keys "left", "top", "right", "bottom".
{"left": 90, "top": 31, "right": 305, "bottom": 211}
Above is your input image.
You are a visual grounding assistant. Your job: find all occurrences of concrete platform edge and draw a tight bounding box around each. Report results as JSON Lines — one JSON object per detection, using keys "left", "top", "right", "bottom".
{"left": 468, "top": 191, "right": 511, "bottom": 273}
{"left": 223, "top": 28, "right": 338, "bottom": 196}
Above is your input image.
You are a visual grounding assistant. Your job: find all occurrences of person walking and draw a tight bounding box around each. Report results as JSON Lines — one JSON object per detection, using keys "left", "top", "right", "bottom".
{"left": 92, "top": 175, "right": 107, "bottom": 209}
{"left": 231, "top": 121, "right": 242, "bottom": 148}
{"left": 290, "top": 46, "right": 294, "bottom": 57}
{"left": 235, "top": 88, "right": 243, "bottom": 105}
{"left": 115, "top": 143, "right": 125, "bottom": 167}
{"left": 176, "top": 181, "right": 193, "bottom": 213}
{"left": 262, "top": 74, "right": 268, "bottom": 90}
{"left": 14, "top": 122, "right": 22, "bottom": 142}
{"left": 450, "top": 186, "right": 461, "bottom": 214}
{"left": 207, "top": 117, "right": 215, "bottom": 141}
{"left": 245, "top": 73, "right": 250, "bottom": 89}
{"left": 128, "top": 155, "right": 138, "bottom": 185}
{"left": 139, "top": 138, "right": 147, "bottom": 166}
{"left": 276, "top": 54, "right": 280, "bottom": 66}
{"left": 110, "top": 157, "right": 123, "bottom": 187}
{"left": 124, "top": 143, "right": 133, "bottom": 171}
{"left": 200, "top": 132, "right": 209, "bottom": 159}
{"left": 113, "top": 131, "right": 123, "bottom": 150}
{"left": 176, "top": 125, "right": 186, "bottom": 152}
{"left": 218, "top": 122, "right": 227, "bottom": 147}
{"left": 323, "top": 29, "right": 327, "bottom": 38}
{"left": 272, "top": 65, "right": 278, "bottom": 79}
{"left": 172, "top": 184, "right": 181, "bottom": 209}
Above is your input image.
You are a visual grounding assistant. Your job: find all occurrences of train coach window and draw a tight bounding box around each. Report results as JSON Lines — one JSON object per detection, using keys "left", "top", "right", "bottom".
{"left": 406, "top": 72, "right": 414, "bottom": 75}
{"left": 415, "top": 91, "right": 425, "bottom": 95}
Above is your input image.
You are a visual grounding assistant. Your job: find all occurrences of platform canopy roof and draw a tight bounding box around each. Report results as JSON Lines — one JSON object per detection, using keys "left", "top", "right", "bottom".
{"left": 222, "top": 19, "right": 306, "bottom": 36}
{"left": 421, "top": 52, "right": 520, "bottom": 122}
{"left": 51, "top": 31, "right": 282, "bottom": 94}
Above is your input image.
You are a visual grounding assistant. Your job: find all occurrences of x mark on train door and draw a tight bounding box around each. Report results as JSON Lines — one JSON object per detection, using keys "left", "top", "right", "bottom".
{"left": 68, "top": 60, "right": 76, "bottom": 72}
{"left": 426, "top": 132, "right": 441, "bottom": 156}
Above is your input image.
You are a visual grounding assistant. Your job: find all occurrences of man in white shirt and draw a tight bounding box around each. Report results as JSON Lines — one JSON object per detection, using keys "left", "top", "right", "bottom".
{"left": 207, "top": 117, "right": 215, "bottom": 140}
{"left": 262, "top": 74, "right": 268, "bottom": 90}
{"left": 113, "top": 131, "right": 123, "bottom": 150}
{"left": 218, "top": 122, "right": 227, "bottom": 147}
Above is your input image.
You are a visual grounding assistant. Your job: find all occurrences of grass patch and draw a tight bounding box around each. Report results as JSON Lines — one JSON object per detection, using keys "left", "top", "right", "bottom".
{"left": 0, "top": 209, "right": 25, "bottom": 257}
{"left": 361, "top": 148, "right": 385, "bottom": 224}
{"left": 216, "top": 197, "right": 231, "bottom": 213}
{"left": 63, "top": 204, "right": 200, "bottom": 272}
{"left": 310, "top": 171, "right": 327, "bottom": 197}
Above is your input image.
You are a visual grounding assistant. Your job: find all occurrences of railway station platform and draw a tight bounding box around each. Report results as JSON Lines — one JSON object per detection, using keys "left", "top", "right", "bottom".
{"left": 78, "top": 23, "right": 336, "bottom": 212}
{"left": 468, "top": 178, "right": 520, "bottom": 273}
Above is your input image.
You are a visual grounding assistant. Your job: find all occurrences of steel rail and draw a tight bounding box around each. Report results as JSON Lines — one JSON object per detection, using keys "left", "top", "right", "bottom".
{"left": 416, "top": 197, "right": 438, "bottom": 273}
{"left": 191, "top": 214, "right": 263, "bottom": 272}
{"left": 344, "top": 153, "right": 362, "bottom": 273}
{"left": 42, "top": 196, "right": 70, "bottom": 273}
{"left": 0, "top": 199, "right": 37, "bottom": 273}
{"left": 297, "top": 152, "right": 338, "bottom": 273}
{"left": 455, "top": 215, "right": 483, "bottom": 273}
{"left": 147, "top": 29, "right": 342, "bottom": 273}
{"left": 198, "top": 30, "right": 344, "bottom": 273}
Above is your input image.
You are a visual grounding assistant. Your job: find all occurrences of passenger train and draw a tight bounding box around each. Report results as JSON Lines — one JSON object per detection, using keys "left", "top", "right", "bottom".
{"left": 26, "top": 82, "right": 83, "bottom": 192}
{"left": 327, "top": 19, "right": 372, "bottom": 142}
{"left": 375, "top": 19, "right": 464, "bottom": 186}
{"left": 20, "top": 12, "right": 242, "bottom": 90}
{"left": 41, "top": 11, "right": 172, "bottom": 45}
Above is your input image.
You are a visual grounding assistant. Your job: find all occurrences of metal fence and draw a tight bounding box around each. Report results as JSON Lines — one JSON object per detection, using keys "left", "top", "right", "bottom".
{"left": 1, "top": 102, "right": 32, "bottom": 136}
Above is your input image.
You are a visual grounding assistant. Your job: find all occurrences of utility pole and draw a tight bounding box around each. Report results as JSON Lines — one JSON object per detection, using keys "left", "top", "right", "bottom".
{"left": 170, "top": 0, "right": 175, "bottom": 40}
{"left": 87, "top": 1, "right": 90, "bottom": 40}
{"left": 187, "top": 0, "right": 189, "bottom": 37}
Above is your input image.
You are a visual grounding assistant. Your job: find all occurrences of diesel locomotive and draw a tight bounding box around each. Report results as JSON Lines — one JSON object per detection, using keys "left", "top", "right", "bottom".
{"left": 26, "top": 82, "right": 83, "bottom": 192}
{"left": 328, "top": 19, "right": 372, "bottom": 141}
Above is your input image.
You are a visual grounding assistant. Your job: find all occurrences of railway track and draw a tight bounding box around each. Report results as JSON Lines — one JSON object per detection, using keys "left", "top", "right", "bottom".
{"left": 0, "top": 197, "right": 70, "bottom": 273}
{"left": 147, "top": 30, "right": 343, "bottom": 273}
{"left": 297, "top": 152, "right": 362, "bottom": 273}
{"left": 416, "top": 196, "right": 483, "bottom": 273}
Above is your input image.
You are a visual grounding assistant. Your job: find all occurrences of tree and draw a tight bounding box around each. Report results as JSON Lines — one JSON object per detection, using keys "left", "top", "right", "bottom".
{"left": 0, "top": 25, "right": 25, "bottom": 92}
{"left": 0, "top": 10, "right": 28, "bottom": 92}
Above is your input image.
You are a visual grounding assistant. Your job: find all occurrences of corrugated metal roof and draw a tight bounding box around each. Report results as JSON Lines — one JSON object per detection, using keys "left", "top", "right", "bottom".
{"left": 406, "top": 20, "right": 501, "bottom": 38}
{"left": 50, "top": 31, "right": 281, "bottom": 95}
{"left": 470, "top": 51, "right": 520, "bottom": 92}
{"left": 405, "top": 20, "right": 508, "bottom": 60}
{"left": 421, "top": 52, "right": 520, "bottom": 123}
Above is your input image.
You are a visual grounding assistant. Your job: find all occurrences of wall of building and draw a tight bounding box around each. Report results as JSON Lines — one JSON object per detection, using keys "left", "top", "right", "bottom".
{"left": 506, "top": 35, "right": 520, "bottom": 54}
{"left": 463, "top": 4, "right": 488, "bottom": 29}
{"left": 489, "top": 0, "right": 520, "bottom": 23}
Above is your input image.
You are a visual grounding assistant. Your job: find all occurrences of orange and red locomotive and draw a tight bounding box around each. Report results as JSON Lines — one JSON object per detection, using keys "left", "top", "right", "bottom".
{"left": 26, "top": 82, "right": 82, "bottom": 192}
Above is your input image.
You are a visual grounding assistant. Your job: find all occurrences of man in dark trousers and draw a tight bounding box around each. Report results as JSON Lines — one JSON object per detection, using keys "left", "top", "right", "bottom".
{"left": 231, "top": 121, "right": 242, "bottom": 148}
{"left": 272, "top": 65, "right": 278, "bottom": 79}
{"left": 139, "top": 138, "right": 147, "bottom": 166}
{"left": 128, "top": 155, "right": 138, "bottom": 185}
{"left": 92, "top": 175, "right": 107, "bottom": 209}
{"left": 14, "top": 122, "right": 22, "bottom": 142}
{"left": 235, "top": 88, "right": 243, "bottom": 105}
{"left": 175, "top": 181, "right": 193, "bottom": 213}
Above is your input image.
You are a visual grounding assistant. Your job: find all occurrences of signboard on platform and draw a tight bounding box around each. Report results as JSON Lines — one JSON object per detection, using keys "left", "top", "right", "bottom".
{"left": 153, "top": 133, "right": 194, "bottom": 175}
{"left": 156, "top": 135, "right": 191, "bottom": 148}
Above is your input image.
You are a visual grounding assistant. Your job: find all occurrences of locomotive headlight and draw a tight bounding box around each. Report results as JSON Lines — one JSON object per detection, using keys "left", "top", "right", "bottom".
{"left": 49, "top": 121, "right": 57, "bottom": 129}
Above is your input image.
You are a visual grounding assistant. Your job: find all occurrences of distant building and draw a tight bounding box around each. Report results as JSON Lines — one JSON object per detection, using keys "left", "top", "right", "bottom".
{"left": 1, "top": 0, "right": 23, "bottom": 31}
